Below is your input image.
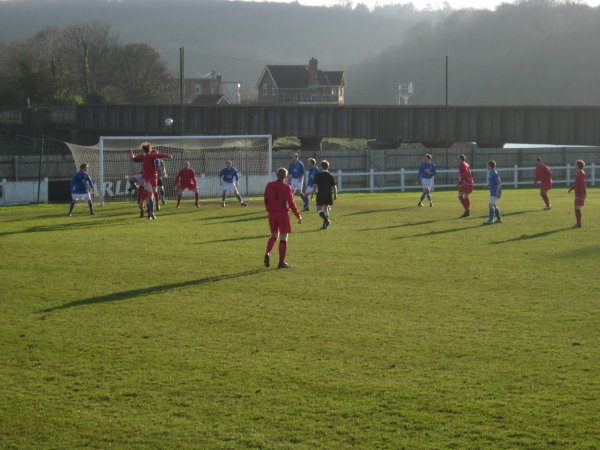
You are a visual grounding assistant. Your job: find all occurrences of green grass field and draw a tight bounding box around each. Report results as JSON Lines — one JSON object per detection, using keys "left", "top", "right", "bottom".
{"left": 1, "top": 189, "right": 599, "bottom": 449}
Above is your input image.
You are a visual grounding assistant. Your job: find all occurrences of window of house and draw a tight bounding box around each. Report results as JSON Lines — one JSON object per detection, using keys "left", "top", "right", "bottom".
{"left": 262, "top": 83, "right": 269, "bottom": 97}
{"left": 272, "top": 85, "right": 278, "bottom": 96}
{"left": 331, "top": 87, "right": 338, "bottom": 96}
{"left": 195, "top": 84, "right": 202, "bottom": 95}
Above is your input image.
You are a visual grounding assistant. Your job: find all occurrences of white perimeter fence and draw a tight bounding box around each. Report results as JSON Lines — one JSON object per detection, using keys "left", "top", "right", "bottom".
{"left": 334, "top": 164, "right": 597, "bottom": 193}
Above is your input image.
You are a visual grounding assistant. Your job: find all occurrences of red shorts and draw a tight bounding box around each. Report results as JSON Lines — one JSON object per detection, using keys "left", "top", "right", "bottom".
{"left": 575, "top": 197, "right": 585, "bottom": 207}
{"left": 143, "top": 175, "right": 158, "bottom": 189}
{"left": 179, "top": 184, "right": 198, "bottom": 192}
{"left": 458, "top": 184, "right": 474, "bottom": 194}
{"left": 138, "top": 188, "right": 147, "bottom": 202}
{"left": 540, "top": 183, "right": 552, "bottom": 192}
{"left": 268, "top": 212, "right": 292, "bottom": 234}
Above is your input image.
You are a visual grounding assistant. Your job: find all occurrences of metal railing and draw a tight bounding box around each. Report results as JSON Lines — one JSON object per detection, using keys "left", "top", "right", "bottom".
{"left": 335, "top": 164, "right": 597, "bottom": 193}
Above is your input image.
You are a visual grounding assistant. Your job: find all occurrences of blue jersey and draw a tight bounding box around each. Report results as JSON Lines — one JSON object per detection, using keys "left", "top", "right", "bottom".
{"left": 155, "top": 158, "right": 164, "bottom": 175}
{"left": 418, "top": 162, "right": 436, "bottom": 180}
{"left": 288, "top": 160, "right": 305, "bottom": 179}
{"left": 219, "top": 166, "right": 239, "bottom": 183}
{"left": 306, "top": 166, "right": 320, "bottom": 187}
{"left": 488, "top": 170, "right": 502, "bottom": 197}
{"left": 70, "top": 170, "right": 94, "bottom": 194}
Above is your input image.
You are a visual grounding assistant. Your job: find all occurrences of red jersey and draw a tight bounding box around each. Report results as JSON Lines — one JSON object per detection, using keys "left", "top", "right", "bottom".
{"left": 573, "top": 170, "right": 587, "bottom": 198}
{"left": 458, "top": 161, "right": 474, "bottom": 186}
{"left": 133, "top": 152, "right": 170, "bottom": 180}
{"left": 535, "top": 164, "right": 553, "bottom": 186}
{"left": 264, "top": 180, "right": 300, "bottom": 217}
{"left": 175, "top": 168, "right": 197, "bottom": 187}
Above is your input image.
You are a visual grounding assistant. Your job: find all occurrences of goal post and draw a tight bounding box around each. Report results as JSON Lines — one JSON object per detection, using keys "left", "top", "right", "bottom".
{"left": 66, "top": 135, "right": 273, "bottom": 204}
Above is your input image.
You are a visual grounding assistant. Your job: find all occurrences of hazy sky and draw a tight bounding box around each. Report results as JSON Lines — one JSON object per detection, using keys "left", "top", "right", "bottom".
{"left": 269, "top": 0, "right": 600, "bottom": 10}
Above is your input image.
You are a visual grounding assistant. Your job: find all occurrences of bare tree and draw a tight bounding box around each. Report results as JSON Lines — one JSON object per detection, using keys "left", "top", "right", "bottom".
{"left": 111, "top": 43, "right": 172, "bottom": 104}
{"left": 58, "top": 21, "right": 119, "bottom": 103}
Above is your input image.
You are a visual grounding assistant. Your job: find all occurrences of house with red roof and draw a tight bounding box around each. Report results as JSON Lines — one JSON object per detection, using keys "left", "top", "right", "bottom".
{"left": 256, "top": 57, "right": 345, "bottom": 104}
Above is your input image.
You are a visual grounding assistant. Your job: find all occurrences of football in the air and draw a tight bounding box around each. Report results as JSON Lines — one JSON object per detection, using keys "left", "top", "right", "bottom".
{"left": 164, "top": 118, "right": 174, "bottom": 126}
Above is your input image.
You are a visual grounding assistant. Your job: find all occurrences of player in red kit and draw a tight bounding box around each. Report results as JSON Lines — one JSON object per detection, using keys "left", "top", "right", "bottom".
{"left": 568, "top": 160, "right": 587, "bottom": 228}
{"left": 174, "top": 161, "right": 200, "bottom": 208}
{"left": 457, "top": 154, "right": 474, "bottom": 217}
{"left": 129, "top": 142, "right": 171, "bottom": 220}
{"left": 264, "top": 168, "right": 302, "bottom": 269}
{"left": 534, "top": 157, "right": 553, "bottom": 210}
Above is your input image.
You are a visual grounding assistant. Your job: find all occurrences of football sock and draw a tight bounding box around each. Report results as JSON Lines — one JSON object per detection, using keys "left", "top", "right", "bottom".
{"left": 488, "top": 207, "right": 495, "bottom": 222}
{"left": 155, "top": 191, "right": 160, "bottom": 204}
{"left": 495, "top": 208, "right": 501, "bottom": 220}
{"left": 465, "top": 197, "right": 470, "bottom": 209}
{"left": 279, "top": 240, "right": 287, "bottom": 264}
{"left": 87, "top": 200, "right": 94, "bottom": 213}
{"left": 318, "top": 210, "right": 325, "bottom": 218}
{"left": 266, "top": 237, "right": 277, "bottom": 254}
{"left": 426, "top": 193, "right": 432, "bottom": 202}
{"left": 176, "top": 195, "right": 182, "bottom": 206}
{"left": 300, "top": 193, "right": 308, "bottom": 208}
{"left": 419, "top": 192, "right": 426, "bottom": 202}
{"left": 194, "top": 192, "right": 199, "bottom": 203}
{"left": 147, "top": 198, "right": 154, "bottom": 215}
{"left": 221, "top": 192, "right": 226, "bottom": 203}
{"left": 235, "top": 193, "right": 243, "bottom": 203}
{"left": 575, "top": 209, "right": 582, "bottom": 225}
{"left": 541, "top": 193, "right": 550, "bottom": 207}
{"left": 68, "top": 201, "right": 75, "bottom": 214}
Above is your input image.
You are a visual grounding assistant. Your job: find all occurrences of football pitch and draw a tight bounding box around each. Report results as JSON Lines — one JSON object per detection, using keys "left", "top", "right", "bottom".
{"left": 1, "top": 189, "right": 599, "bottom": 449}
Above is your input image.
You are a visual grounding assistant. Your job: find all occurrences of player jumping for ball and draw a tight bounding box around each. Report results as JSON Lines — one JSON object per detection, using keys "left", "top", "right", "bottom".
{"left": 129, "top": 142, "right": 172, "bottom": 220}
{"left": 264, "top": 167, "right": 302, "bottom": 269}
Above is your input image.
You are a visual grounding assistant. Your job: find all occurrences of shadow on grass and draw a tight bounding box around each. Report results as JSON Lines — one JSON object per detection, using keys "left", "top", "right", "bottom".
{"left": 194, "top": 210, "right": 262, "bottom": 222}
{"left": 489, "top": 227, "right": 573, "bottom": 244}
{"left": 40, "top": 269, "right": 264, "bottom": 313}
{"left": 0, "top": 217, "right": 136, "bottom": 236}
{"left": 344, "top": 206, "right": 414, "bottom": 217}
{"left": 359, "top": 216, "right": 462, "bottom": 232}
{"left": 194, "top": 227, "right": 320, "bottom": 246}
{"left": 197, "top": 214, "right": 266, "bottom": 225}
{"left": 394, "top": 223, "right": 483, "bottom": 239}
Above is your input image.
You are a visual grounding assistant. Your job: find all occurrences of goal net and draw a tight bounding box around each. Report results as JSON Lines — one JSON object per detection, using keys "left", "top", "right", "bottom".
{"left": 65, "top": 135, "right": 272, "bottom": 204}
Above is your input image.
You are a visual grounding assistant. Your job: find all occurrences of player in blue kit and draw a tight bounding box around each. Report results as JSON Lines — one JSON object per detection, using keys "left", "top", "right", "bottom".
{"left": 302, "top": 158, "right": 320, "bottom": 211}
{"left": 416, "top": 153, "right": 436, "bottom": 207}
{"left": 288, "top": 153, "right": 309, "bottom": 210}
{"left": 68, "top": 163, "right": 95, "bottom": 216}
{"left": 154, "top": 151, "right": 167, "bottom": 208}
{"left": 219, "top": 160, "right": 246, "bottom": 207}
{"left": 483, "top": 160, "right": 503, "bottom": 225}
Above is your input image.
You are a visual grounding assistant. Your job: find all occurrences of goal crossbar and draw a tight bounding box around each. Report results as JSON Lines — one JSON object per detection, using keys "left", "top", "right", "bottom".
{"left": 67, "top": 135, "right": 273, "bottom": 204}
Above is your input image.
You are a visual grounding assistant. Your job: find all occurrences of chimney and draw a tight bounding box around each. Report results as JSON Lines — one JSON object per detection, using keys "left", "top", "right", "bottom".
{"left": 308, "top": 57, "right": 319, "bottom": 87}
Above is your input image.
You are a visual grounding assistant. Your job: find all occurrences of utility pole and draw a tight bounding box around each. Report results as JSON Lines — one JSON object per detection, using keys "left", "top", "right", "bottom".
{"left": 445, "top": 55, "right": 449, "bottom": 184}
{"left": 180, "top": 46, "right": 185, "bottom": 136}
